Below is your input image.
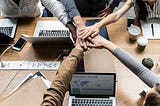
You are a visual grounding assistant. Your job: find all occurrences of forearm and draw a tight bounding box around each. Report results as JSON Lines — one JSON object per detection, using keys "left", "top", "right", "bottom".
{"left": 61, "top": 0, "right": 80, "bottom": 18}
{"left": 41, "top": 0, "right": 68, "bottom": 25}
{"left": 41, "top": 48, "right": 83, "bottom": 106}
{"left": 96, "top": 0, "right": 132, "bottom": 29}
{"left": 96, "top": 12, "right": 119, "bottom": 29}
{"left": 73, "top": 16, "right": 86, "bottom": 29}
{"left": 113, "top": 48, "right": 160, "bottom": 87}
{"left": 100, "top": 38, "right": 117, "bottom": 52}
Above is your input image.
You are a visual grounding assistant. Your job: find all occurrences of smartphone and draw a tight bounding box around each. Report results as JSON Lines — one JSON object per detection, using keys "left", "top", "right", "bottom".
{"left": 12, "top": 34, "right": 28, "bottom": 51}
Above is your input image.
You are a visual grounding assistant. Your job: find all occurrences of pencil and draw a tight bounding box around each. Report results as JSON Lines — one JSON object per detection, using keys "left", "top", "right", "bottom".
{"left": 151, "top": 24, "right": 154, "bottom": 37}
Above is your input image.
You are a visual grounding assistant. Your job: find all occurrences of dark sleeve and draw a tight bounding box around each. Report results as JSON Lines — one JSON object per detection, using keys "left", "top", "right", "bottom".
{"left": 113, "top": 48, "right": 160, "bottom": 88}
{"left": 61, "top": 0, "right": 80, "bottom": 19}
{"left": 109, "top": 0, "right": 121, "bottom": 8}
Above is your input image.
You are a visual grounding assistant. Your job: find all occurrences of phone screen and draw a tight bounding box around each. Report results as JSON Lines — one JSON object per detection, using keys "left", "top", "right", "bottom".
{"left": 12, "top": 37, "right": 27, "bottom": 51}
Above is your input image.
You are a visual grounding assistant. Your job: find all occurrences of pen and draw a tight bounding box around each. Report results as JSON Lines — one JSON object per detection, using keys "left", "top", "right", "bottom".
{"left": 151, "top": 24, "right": 154, "bottom": 37}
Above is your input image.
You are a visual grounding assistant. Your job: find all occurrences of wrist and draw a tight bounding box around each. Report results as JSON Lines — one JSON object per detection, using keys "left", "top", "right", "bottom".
{"left": 73, "top": 16, "right": 85, "bottom": 28}
{"left": 103, "top": 41, "right": 117, "bottom": 52}
{"left": 75, "top": 44, "right": 84, "bottom": 52}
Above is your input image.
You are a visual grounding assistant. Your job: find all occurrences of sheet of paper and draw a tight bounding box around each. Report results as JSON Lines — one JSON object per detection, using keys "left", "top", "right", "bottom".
{"left": 141, "top": 19, "right": 160, "bottom": 39}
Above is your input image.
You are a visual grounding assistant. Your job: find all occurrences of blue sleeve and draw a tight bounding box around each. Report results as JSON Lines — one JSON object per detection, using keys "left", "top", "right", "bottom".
{"left": 61, "top": 0, "right": 80, "bottom": 19}
{"left": 113, "top": 48, "right": 160, "bottom": 87}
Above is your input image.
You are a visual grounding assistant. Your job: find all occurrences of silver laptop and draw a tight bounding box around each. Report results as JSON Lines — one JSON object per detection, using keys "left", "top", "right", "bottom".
{"left": 69, "top": 73, "right": 116, "bottom": 106}
{"left": 22, "top": 20, "right": 74, "bottom": 45}
{"left": 0, "top": 18, "right": 17, "bottom": 38}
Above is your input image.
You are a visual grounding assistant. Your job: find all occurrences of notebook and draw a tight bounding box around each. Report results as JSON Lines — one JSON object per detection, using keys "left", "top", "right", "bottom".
{"left": 141, "top": 18, "right": 160, "bottom": 39}
{"left": 69, "top": 73, "right": 116, "bottom": 106}
{"left": 0, "top": 18, "right": 17, "bottom": 43}
{"left": 85, "top": 19, "right": 109, "bottom": 40}
{"left": 22, "top": 20, "right": 74, "bottom": 45}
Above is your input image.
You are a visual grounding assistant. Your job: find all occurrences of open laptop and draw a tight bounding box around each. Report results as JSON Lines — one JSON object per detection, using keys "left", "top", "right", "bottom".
{"left": 141, "top": 18, "right": 160, "bottom": 39}
{"left": 69, "top": 73, "right": 116, "bottom": 106}
{"left": 22, "top": 20, "right": 74, "bottom": 45}
{"left": 0, "top": 18, "right": 17, "bottom": 43}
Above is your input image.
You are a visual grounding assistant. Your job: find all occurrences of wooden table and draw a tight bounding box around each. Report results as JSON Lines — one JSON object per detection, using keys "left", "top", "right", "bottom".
{"left": 0, "top": 17, "right": 160, "bottom": 106}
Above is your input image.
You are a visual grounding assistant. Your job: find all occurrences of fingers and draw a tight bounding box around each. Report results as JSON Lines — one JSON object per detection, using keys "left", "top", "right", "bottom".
{"left": 78, "top": 28, "right": 91, "bottom": 39}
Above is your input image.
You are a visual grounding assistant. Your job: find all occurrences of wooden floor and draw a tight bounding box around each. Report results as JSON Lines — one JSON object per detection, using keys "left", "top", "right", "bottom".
{"left": 0, "top": 18, "right": 160, "bottom": 106}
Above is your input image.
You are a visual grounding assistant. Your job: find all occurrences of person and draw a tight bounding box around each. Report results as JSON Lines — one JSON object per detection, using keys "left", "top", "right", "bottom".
{"left": 78, "top": 0, "right": 160, "bottom": 39}
{"left": 61, "top": 0, "right": 121, "bottom": 17}
{"left": 41, "top": 33, "right": 160, "bottom": 105}
{"left": 61, "top": 0, "right": 121, "bottom": 34}
{"left": 87, "top": 34, "right": 160, "bottom": 106}
{"left": 41, "top": 38, "right": 85, "bottom": 106}
{"left": 0, "top": 0, "right": 77, "bottom": 41}
{"left": 60, "top": 0, "right": 121, "bottom": 48}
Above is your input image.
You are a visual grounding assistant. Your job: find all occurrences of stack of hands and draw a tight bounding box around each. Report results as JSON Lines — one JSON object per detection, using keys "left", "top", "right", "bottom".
{"left": 75, "top": 23, "right": 105, "bottom": 51}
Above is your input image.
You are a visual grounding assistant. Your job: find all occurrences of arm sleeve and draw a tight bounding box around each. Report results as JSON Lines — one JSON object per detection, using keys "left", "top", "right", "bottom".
{"left": 61, "top": 0, "right": 80, "bottom": 19}
{"left": 109, "top": 0, "right": 121, "bottom": 8}
{"left": 41, "top": 0, "right": 69, "bottom": 25}
{"left": 41, "top": 48, "right": 83, "bottom": 106}
{"left": 113, "top": 48, "right": 160, "bottom": 88}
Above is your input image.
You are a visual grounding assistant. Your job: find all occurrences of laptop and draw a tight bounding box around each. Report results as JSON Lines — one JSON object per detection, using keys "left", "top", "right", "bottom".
{"left": 22, "top": 20, "right": 74, "bottom": 45}
{"left": 69, "top": 73, "right": 116, "bottom": 106}
{"left": 141, "top": 18, "right": 160, "bottom": 39}
{"left": 0, "top": 18, "right": 17, "bottom": 43}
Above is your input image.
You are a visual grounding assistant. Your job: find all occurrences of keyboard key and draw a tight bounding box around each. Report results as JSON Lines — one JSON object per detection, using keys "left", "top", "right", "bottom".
{"left": 0, "top": 26, "right": 13, "bottom": 37}
{"left": 38, "top": 30, "right": 70, "bottom": 37}
{"left": 72, "top": 98, "right": 113, "bottom": 106}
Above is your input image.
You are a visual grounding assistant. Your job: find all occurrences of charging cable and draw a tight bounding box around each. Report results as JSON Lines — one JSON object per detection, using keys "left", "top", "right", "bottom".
{"left": 0, "top": 44, "right": 14, "bottom": 68}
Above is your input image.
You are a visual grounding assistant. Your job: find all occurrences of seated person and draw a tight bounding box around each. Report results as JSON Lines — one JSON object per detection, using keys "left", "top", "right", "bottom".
{"left": 61, "top": 0, "right": 121, "bottom": 41}
{"left": 0, "top": 0, "right": 77, "bottom": 41}
{"left": 78, "top": 0, "right": 159, "bottom": 39}
{"left": 61, "top": 0, "right": 121, "bottom": 17}
{"left": 87, "top": 35, "right": 160, "bottom": 106}
{"left": 41, "top": 34, "right": 160, "bottom": 106}
{"left": 41, "top": 38, "right": 85, "bottom": 106}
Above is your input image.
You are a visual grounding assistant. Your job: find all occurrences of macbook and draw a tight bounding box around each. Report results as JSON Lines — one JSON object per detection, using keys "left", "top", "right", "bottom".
{"left": 69, "top": 73, "right": 116, "bottom": 106}
{"left": 0, "top": 18, "right": 17, "bottom": 43}
{"left": 22, "top": 20, "right": 74, "bottom": 45}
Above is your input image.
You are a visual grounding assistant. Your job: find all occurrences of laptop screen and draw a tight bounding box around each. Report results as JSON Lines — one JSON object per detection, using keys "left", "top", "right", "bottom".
{"left": 69, "top": 73, "right": 116, "bottom": 97}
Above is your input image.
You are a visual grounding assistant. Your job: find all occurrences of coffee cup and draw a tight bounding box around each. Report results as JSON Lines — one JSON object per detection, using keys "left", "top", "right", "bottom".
{"left": 128, "top": 24, "right": 141, "bottom": 41}
{"left": 137, "top": 36, "right": 148, "bottom": 51}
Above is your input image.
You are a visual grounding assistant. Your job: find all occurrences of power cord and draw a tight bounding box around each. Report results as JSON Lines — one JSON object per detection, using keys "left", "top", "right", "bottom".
{"left": 0, "top": 44, "right": 14, "bottom": 68}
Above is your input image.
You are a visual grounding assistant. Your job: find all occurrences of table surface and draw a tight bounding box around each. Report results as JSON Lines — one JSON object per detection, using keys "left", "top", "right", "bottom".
{"left": 0, "top": 17, "right": 160, "bottom": 106}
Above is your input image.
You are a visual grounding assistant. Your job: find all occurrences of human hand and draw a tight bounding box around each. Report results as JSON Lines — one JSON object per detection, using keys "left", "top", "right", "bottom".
{"left": 75, "top": 38, "right": 92, "bottom": 52}
{"left": 66, "top": 21, "right": 77, "bottom": 42}
{"left": 78, "top": 23, "right": 100, "bottom": 39}
{"left": 87, "top": 35, "right": 106, "bottom": 48}
{"left": 87, "top": 35, "right": 117, "bottom": 52}
{"left": 97, "top": 4, "right": 114, "bottom": 18}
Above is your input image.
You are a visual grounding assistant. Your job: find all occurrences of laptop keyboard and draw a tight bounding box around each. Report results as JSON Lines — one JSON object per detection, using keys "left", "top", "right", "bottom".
{"left": 0, "top": 26, "right": 13, "bottom": 37}
{"left": 72, "top": 98, "right": 113, "bottom": 106}
{"left": 38, "top": 30, "right": 70, "bottom": 37}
